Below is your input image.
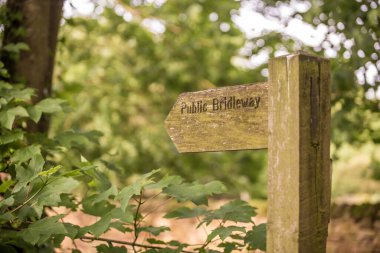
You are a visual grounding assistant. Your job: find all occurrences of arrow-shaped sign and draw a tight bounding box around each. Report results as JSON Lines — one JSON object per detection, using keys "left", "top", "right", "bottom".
{"left": 165, "top": 83, "right": 268, "bottom": 153}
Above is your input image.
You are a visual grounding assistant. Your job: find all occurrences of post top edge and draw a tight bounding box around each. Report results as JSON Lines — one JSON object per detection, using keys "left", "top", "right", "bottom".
{"left": 270, "top": 51, "right": 329, "bottom": 61}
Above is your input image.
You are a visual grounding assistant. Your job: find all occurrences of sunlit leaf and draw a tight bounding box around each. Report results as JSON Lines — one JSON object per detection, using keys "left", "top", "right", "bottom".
{"left": 203, "top": 200, "right": 256, "bottom": 225}
{"left": 34, "top": 98, "right": 66, "bottom": 114}
{"left": 163, "top": 181, "right": 226, "bottom": 205}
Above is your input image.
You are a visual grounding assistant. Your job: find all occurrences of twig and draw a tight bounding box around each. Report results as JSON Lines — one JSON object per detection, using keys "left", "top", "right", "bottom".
{"left": 8, "top": 178, "right": 47, "bottom": 214}
{"left": 196, "top": 216, "right": 209, "bottom": 237}
{"left": 132, "top": 191, "right": 143, "bottom": 253}
{"left": 141, "top": 191, "right": 162, "bottom": 205}
{"left": 141, "top": 197, "right": 173, "bottom": 221}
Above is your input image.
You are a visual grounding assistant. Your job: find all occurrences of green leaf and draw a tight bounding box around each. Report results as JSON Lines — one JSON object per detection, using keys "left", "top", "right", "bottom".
{"left": 20, "top": 215, "right": 67, "bottom": 245}
{"left": 244, "top": 224, "right": 266, "bottom": 251}
{"left": 28, "top": 152, "right": 45, "bottom": 174}
{"left": 59, "top": 193, "right": 78, "bottom": 210}
{"left": 163, "top": 181, "right": 226, "bottom": 205}
{"left": 81, "top": 185, "right": 118, "bottom": 215}
{"left": 207, "top": 226, "right": 245, "bottom": 242}
{"left": 0, "top": 212, "right": 13, "bottom": 222}
{"left": 145, "top": 175, "right": 183, "bottom": 190}
{"left": 147, "top": 238, "right": 166, "bottom": 245}
{"left": 11, "top": 145, "right": 42, "bottom": 165}
{"left": 27, "top": 106, "right": 42, "bottom": 123}
{"left": 138, "top": 226, "right": 170, "bottom": 236}
{"left": 35, "top": 98, "right": 66, "bottom": 113}
{"left": 82, "top": 130, "right": 103, "bottom": 142}
{"left": 36, "top": 177, "right": 80, "bottom": 207}
{"left": 0, "top": 180, "right": 14, "bottom": 193}
{"left": 164, "top": 206, "right": 208, "bottom": 219}
{"left": 80, "top": 208, "right": 133, "bottom": 237}
{"left": 116, "top": 169, "right": 159, "bottom": 210}
{"left": 230, "top": 233, "right": 244, "bottom": 241}
{"left": 12, "top": 165, "right": 39, "bottom": 193}
{"left": 3, "top": 42, "right": 29, "bottom": 53}
{"left": 109, "top": 221, "right": 132, "bottom": 233}
{"left": 90, "top": 185, "right": 118, "bottom": 205}
{"left": 109, "top": 207, "right": 134, "bottom": 223}
{"left": 0, "top": 106, "right": 28, "bottom": 129}
{"left": 63, "top": 223, "right": 80, "bottom": 239}
{"left": 0, "top": 130, "right": 24, "bottom": 145}
{"left": 55, "top": 131, "right": 93, "bottom": 148}
{"left": 61, "top": 164, "right": 96, "bottom": 177}
{"left": 0, "top": 68, "right": 8, "bottom": 78}
{"left": 217, "top": 242, "right": 240, "bottom": 253}
{"left": 82, "top": 165, "right": 111, "bottom": 191}
{"left": 0, "top": 196, "right": 14, "bottom": 209}
{"left": 116, "top": 183, "right": 142, "bottom": 211}
{"left": 26, "top": 96, "right": 68, "bottom": 123}
{"left": 168, "top": 240, "right": 188, "bottom": 248}
{"left": 203, "top": 200, "right": 256, "bottom": 225}
{"left": 82, "top": 199, "right": 115, "bottom": 216}
{"left": 7, "top": 87, "right": 34, "bottom": 101}
{"left": 96, "top": 244, "right": 128, "bottom": 253}
{"left": 38, "top": 165, "right": 63, "bottom": 177}
{"left": 81, "top": 214, "right": 112, "bottom": 237}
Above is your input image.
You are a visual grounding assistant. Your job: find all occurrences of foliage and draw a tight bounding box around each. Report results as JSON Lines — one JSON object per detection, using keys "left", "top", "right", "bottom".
{"left": 53, "top": 0, "right": 380, "bottom": 196}
{"left": 53, "top": 0, "right": 268, "bottom": 196}
{"left": 0, "top": 75, "right": 265, "bottom": 252}
{"left": 249, "top": 0, "right": 380, "bottom": 150}
{"left": 305, "top": 0, "right": 379, "bottom": 150}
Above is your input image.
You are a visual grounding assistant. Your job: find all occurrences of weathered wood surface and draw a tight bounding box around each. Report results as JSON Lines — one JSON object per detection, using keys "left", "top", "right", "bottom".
{"left": 267, "top": 52, "right": 331, "bottom": 253}
{"left": 165, "top": 83, "right": 268, "bottom": 153}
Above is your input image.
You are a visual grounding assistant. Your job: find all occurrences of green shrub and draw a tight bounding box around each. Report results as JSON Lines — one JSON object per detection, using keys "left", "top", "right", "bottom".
{"left": 0, "top": 67, "right": 265, "bottom": 252}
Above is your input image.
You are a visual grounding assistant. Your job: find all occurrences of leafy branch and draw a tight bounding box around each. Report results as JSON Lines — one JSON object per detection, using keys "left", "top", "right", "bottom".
{"left": 81, "top": 236, "right": 197, "bottom": 253}
{"left": 0, "top": 83, "right": 266, "bottom": 253}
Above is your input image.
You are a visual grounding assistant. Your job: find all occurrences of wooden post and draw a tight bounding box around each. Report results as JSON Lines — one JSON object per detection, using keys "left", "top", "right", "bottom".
{"left": 268, "top": 52, "right": 331, "bottom": 253}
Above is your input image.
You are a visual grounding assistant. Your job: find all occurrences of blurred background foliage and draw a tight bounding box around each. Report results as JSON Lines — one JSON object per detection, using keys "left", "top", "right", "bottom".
{"left": 51, "top": 0, "right": 380, "bottom": 199}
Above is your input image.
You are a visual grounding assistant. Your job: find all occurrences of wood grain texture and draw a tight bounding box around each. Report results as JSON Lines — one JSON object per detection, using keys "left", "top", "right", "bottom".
{"left": 268, "top": 52, "right": 331, "bottom": 253}
{"left": 165, "top": 83, "right": 268, "bottom": 153}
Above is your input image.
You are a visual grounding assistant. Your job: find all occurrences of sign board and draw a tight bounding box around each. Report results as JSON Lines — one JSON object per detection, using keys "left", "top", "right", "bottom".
{"left": 164, "top": 82, "right": 268, "bottom": 153}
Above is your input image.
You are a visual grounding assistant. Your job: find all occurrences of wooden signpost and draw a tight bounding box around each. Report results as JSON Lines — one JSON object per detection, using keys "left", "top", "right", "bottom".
{"left": 164, "top": 52, "right": 331, "bottom": 253}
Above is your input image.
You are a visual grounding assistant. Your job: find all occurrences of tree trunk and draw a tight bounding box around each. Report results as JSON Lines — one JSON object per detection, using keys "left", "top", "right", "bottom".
{"left": 1, "top": 0, "right": 64, "bottom": 132}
